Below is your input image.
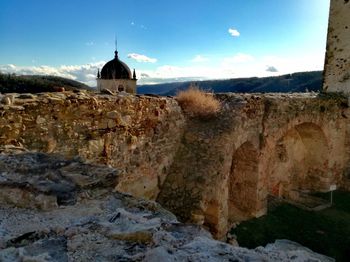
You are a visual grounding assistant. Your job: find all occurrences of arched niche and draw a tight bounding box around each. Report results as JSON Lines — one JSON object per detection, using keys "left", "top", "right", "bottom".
{"left": 118, "top": 85, "right": 124, "bottom": 92}
{"left": 268, "top": 122, "right": 329, "bottom": 199}
{"left": 228, "top": 141, "right": 259, "bottom": 222}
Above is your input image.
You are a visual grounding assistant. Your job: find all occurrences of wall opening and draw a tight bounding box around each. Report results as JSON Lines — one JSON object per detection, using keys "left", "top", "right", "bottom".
{"left": 118, "top": 85, "right": 124, "bottom": 92}
{"left": 268, "top": 122, "right": 329, "bottom": 201}
{"left": 228, "top": 141, "right": 259, "bottom": 222}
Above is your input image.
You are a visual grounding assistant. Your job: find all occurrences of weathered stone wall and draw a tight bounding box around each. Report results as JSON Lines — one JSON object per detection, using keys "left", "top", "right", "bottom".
{"left": 0, "top": 91, "right": 185, "bottom": 200}
{"left": 1, "top": 0, "right": 350, "bottom": 242}
{"left": 157, "top": 93, "right": 350, "bottom": 239}
{"left": 1, "top": 91, "right": 349, "bottom": 240}
{"left": 323, "top": 0, "right": 350, "bottom": 94}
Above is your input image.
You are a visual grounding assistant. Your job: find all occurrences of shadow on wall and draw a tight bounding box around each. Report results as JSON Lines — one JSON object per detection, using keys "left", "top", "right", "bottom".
{"left": 268, "top": 123, "right": 329, "bottom": 200}
{"left": 228, "top": 141, "right": 259, "bottom": 223}
{"left": 227, "top": 123, "right": 330, "bottom": 227}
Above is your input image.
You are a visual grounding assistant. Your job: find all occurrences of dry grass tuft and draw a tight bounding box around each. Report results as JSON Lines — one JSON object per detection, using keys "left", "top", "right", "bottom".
{"left": 176, "top": 86, "right": 221, "bottom": 118}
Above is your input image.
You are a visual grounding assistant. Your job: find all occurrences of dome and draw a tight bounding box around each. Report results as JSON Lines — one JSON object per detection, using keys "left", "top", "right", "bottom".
{"left": 100, "top": 51, "right": 132, "bottom": 79}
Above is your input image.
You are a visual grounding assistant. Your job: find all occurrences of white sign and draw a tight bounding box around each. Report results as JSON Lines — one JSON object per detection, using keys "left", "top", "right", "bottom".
{"left": 330, "top": 185, "right": 337, "bottom": 191}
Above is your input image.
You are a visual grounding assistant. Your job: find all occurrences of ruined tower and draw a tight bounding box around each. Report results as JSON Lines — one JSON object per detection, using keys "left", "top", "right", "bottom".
{"left": 323, "top": 0, "right": 350, "bottom": 94}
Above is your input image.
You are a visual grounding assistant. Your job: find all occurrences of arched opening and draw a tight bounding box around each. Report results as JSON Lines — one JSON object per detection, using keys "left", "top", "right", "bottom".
{"left": 118, "top": 85, "right": 124, "bottom": 92}
{"left": 228, "top": 141, "right": 259, "bottom": 222}
{"left": 268, "top": 123, "right": 329, "bottom": 201}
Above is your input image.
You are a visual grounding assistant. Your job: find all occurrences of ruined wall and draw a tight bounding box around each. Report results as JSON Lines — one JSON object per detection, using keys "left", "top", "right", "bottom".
{"left": 0, "top": 153, "right": 333, "bottom": 261}
{"left": 1, "top": 0, "right": 350, "bottom": 242}
{"left": 0, "top": 91, "right": 185, "bottom": 200}
{"left": 158, "top": 93, "right": 350, "bottom": 239}
{"left": 323, "top": 0, "right": 350, "bottom": 94}
{"left": 1, "top": 91, "right": 349, "bottom": 240}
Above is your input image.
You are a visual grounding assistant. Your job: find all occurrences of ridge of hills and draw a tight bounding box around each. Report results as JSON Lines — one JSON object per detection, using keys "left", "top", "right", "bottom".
{"left": 0, "top": 71, "right": 323, "bottom": 95}
{"left": 138, "top": 71, "right": 323, "bottom": 95}
{"left": 0, "top": 73, "right": 93, "bottom": 93}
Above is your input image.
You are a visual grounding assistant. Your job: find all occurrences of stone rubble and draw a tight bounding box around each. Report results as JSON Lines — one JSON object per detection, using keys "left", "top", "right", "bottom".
{"left": 0, "top": 152, "right": 334, "bottom": 261}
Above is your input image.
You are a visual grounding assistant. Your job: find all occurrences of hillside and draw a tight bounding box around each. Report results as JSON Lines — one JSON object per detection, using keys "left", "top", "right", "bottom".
{"left": 138, "top": 71, "right": 323, "bottom": 95}
{"left": 0, "top": 73, "right": 93, "bottom": 93}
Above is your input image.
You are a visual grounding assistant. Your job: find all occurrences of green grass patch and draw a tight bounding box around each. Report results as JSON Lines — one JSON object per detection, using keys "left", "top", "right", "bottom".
{"left": 232, "top": 191, "right": 350, "bottom": 261}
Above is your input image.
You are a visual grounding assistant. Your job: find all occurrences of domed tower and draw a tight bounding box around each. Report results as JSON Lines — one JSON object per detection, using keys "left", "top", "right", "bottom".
{"left": 97, "top": 50, "right": 137, "bottom": 94}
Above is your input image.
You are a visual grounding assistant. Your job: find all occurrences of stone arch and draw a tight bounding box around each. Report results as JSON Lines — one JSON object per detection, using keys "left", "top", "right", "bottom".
{"left": 267, "top": 122, "right": 329, "bottom": 200}
{"left": 118, "top": 85, "right": 125, "bottom": 92}
{"left": 228, "top": 141, "right": 259, "bottom": 222}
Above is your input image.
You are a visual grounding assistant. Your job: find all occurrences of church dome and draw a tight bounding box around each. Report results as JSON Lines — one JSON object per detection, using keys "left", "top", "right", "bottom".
{"left": 100, "top": 51, "right": 132, "bottom": 79}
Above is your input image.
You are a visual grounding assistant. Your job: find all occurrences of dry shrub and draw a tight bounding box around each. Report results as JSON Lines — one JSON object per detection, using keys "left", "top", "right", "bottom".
{"left": 176, "top": 86, "right": 221, "bottom": 118}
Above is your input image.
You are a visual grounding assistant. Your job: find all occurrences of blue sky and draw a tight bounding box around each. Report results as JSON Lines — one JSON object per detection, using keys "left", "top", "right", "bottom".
{"left": 0, "top": 0, "right": 330, "bottom": 86}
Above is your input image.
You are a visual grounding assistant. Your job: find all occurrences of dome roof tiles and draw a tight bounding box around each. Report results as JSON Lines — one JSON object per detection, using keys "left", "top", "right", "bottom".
{"left": 100, "top": 51, "right": 132, "bottom": 80}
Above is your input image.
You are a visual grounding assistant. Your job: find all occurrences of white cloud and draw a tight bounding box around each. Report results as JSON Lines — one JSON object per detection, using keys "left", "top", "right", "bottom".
{"left": 222, "top": 53, "right": 254, "bottom": 64}
{"left": 191, "top": 55, "right": 209, "bottom": 63}
{"left": 136, "top": 52, "right": 325, "bottom": 85}
{"left": 136, "top": 65, "right": 234, "bottom": 85}
{"left": 260, "top": 54, "right": 325, "bottom": 74}
{"left": 266, "top": 66, "right": 278, "bottom": 72}
{"left": 0, "top": 62, "right": 105, "bottom": 87}
{"left": 140, "top": 73, "right": 150, "bottom": 78}
{"left": 85, "top": 41, "right": 94, "bottom": 46}
{"left": 127, "top": 53, "right": 157, "bottom": 63}
{"left": 228, "top": 28, "right": 240, "bottom": 37}
{"left": 0, "top": 51, "right": 325, "bottom": 86}
{"left": 130, "top": 22, "right": 147, "bottom": 29}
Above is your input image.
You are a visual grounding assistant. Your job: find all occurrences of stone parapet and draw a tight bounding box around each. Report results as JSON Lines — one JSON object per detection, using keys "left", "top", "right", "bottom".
{"left": 0, "top": 91, "right": 185, "bottom": 200}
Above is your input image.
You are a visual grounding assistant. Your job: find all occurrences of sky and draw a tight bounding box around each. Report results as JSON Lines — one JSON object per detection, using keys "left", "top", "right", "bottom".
{"left": 0, "top": 0, "right": 331, "bottom": 86}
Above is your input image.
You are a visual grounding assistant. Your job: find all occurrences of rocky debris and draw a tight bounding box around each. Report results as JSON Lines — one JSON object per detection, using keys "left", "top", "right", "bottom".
{"left": 100, "top": 88, "right": 114, "bottom": 95}
{"left": 255, "top": 240, "right": 335, "bottom": 261}
{"left": 0, "top": 152, "right": 120, "bottom": 210}
{"left": 0, "top": 152, "right": 334, "bottom": 261}
{"left": 0, "top": 94, "right": 15, "bottom": 105}
{"left": 226, "top": 232, "right": 239, "bottom": 246}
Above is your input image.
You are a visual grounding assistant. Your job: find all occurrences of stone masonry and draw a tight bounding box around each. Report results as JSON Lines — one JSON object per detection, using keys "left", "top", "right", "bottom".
{"left": 0, "top": 92, "right": 185, "bottom": 200}
{"left": 323, "top": 0, "right": 350, "bottom": 94}
{"left": 1, "top": 91, "right": 350, "bottom": 240}
{"left": 0, "top": 0, "right": 350, "bottom": 242}
{"left": 158, "top": 93, "right": 350, "bottom": 239}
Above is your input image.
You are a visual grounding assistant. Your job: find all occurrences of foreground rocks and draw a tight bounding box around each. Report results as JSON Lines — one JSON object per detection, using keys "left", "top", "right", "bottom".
{"left": 0, "top": 152, "right": 334, "bottom": 261}
{"left": 0, "top": 152, "right": 120, "bottom": 210}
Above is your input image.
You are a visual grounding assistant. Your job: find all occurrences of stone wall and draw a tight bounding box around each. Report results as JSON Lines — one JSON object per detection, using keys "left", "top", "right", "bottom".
{"left": 1, "top": 91, "right": 350, "bottom": 240}
{"left": 0, "top": 91, "right": 185, "bottom": 200}
{"left": 1, "top": 0, "right": 350, "bottom": 242}
{"left": 323, "top": 0, "right": 350, "bottom": 94}
{"left": 97, "top": 79, "right": 137, "bottom": 94}
{"left": 158, "top": 93, "right": 350, "bottom": 239}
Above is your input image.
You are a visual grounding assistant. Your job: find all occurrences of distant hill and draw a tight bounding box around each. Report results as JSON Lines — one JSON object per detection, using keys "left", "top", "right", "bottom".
{"left": 138, "top": 71, "right": 323, "bottom": 96}
{"left": 0, "top": 73, "right": 93, "bottom": 93}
